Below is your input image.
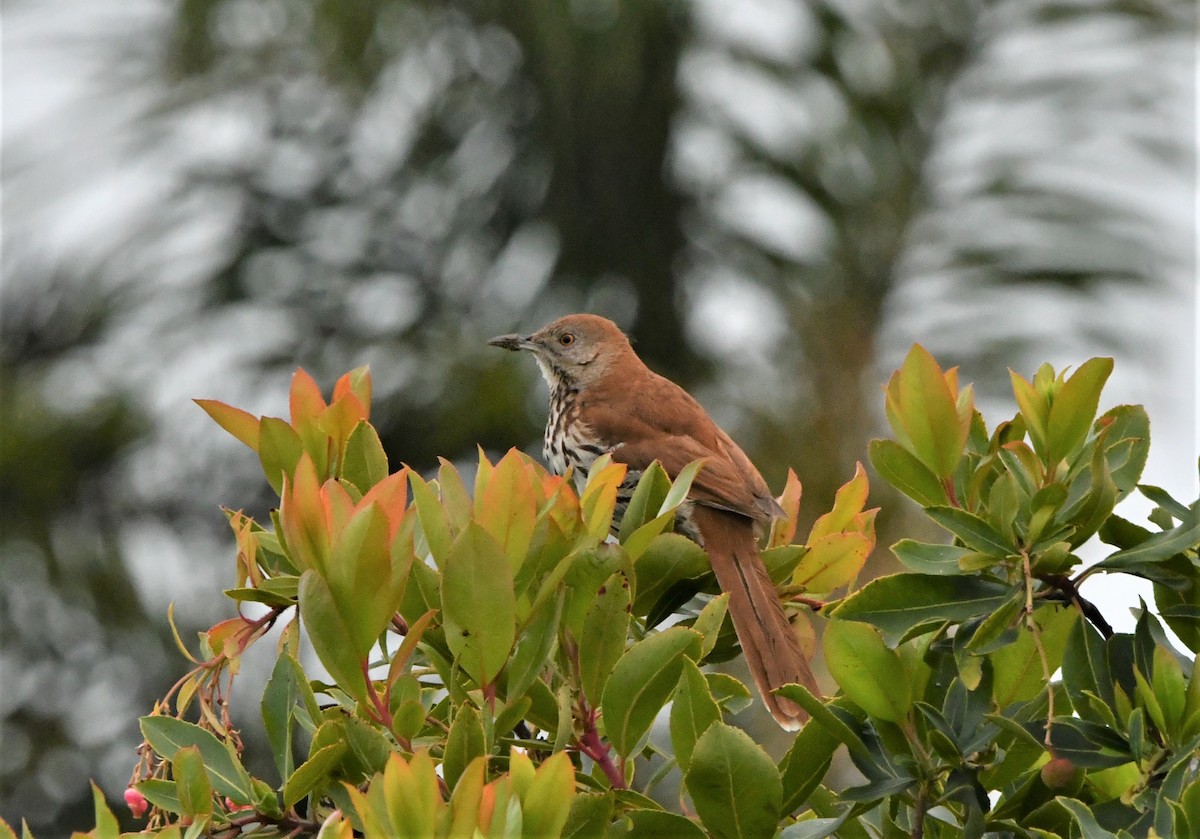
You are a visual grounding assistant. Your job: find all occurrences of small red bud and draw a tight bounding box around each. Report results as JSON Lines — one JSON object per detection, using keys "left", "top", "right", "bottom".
{"left": 124, "top": 787, "right": 149, "bottom": 819}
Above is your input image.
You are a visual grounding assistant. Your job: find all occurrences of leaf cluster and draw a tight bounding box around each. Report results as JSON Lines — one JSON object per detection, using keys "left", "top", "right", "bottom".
{"left": 7, "top": 348, "right": 1197, "bottom": 839}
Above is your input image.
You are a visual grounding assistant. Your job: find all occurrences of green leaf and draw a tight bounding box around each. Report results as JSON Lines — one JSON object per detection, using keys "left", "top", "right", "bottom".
{"left": 1010, "top": 370, "right": 1049, "bottom": 459}
{"left": 443, "top": 703, "right": 486, "bottom": 789}
{"left": 626, "top": 811, "right": 708, "bottom": 838}
{"left": 562, "top": 793, "right": 614, "bottom": 839}
{"left": 134, "top": 778, "right": 182, "bottom": 815}
{"left": 774, "top": 686, "right": 873, "bottom": 765}
{"left": 868, "top": 439, "right": 949, "bottom": 507}
{"left": 601, "top": 627, "right": 701, "bottom": 758}
{"left": 258, "top": 416, "right": 305, "bottom": 495}
{"left": 139, "top": 717, "right": 254, "bottom": 803}
{"left": 1046, "top": 357, "right": 1113, "bottom": 463}
{"left": 684, "top": 722, "right": 782, "bottom": 839}
{"left": 924, "top": 506, "right": 1017, "bottom": 557}
{"left": 89, "top": 782, "right": 120, "bottom": 839}
{"left": 173, "top": 746, "right": 213, "bottom": 818}
{"left": 442, "top": 523, "right": 516, "bottom": 687}
{"left": 693, "top": 593, "right": 730, "bottom": 659}
{"left": 830, "top": 574, "right": 1012, "bottom": 644}
{"left": 617, "top": 461, "right": 672, "bottom": 543}
{"left": 1096, "top": 506, "right": 1200, "bottom": 571}
{"left": 341, "top": 420, "right": 388, "bottom": 493}
{"left": 778, "top": 706, "right": 842, "bottom": 814}
{"left": 632, "top": 533, "right": 710, "bottom": 616}
{"left": 887, "top": 344, "right": 967, "bottom": 479}
{"left": 408, "top": 470, "right": 452, "bottom": 566}
{"left": 670, "top": 658, "right": 721, "bottom": 772}
{"left": 890, "top": 540, "right": 972, "bottom": 575}
{"left": 297, "top": 570, "right": 368, "bottom": 703}
{"left": 991, "top": 606, "right": 1079, "bottom": 706}
{"left": 283, "top": 742, "right": 346, "bottom": 808}
{"left": 507, "top": 590, "right": 564, "bottom": 701}
{"left": 1056, "top": 797, "right": 1120, "bottom": 839}
{"left": 778, "top": 810, "right": 854, "bottom": 839}
{"left": 326, "top": 501, "right": 396, "bottom": 656}
{"left": 1097, "top": 405, "right": 1150, "bottom": 494}
{"left": 823, "top": 620, "right": 912, "bottom": 722}
{"left": 579, "top": 572, "right": 632, "bottom": 708}
{"left": 522, "top": 752, "right": 576, "bottom": 838}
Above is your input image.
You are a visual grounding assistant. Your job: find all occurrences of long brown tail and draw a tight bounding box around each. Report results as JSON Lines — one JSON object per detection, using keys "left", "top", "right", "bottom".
{"left": 691, "top": 505, "right": 818, "bottom": 730}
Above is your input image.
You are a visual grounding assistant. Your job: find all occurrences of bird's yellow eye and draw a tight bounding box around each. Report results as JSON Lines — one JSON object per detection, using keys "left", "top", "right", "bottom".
{"left": 559, "top": 333, "right": 575, "bottom": 346}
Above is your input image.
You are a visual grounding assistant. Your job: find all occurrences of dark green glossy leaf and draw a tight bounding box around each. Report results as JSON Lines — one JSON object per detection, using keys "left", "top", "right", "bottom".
{"left": 139, "top": 716, "right": 253, "bottom": 803}
{"left": 831, "top": 574, "right": 1012, "bottom": 644}
{"left": 925, "top": 506, "right": 1017, "bottom": 557}
{"left": 890, "top": 540, "right": 972, "bottom": 575}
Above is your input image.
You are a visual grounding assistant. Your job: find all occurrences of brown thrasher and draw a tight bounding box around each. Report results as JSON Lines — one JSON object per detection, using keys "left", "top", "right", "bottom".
{"left": 490, "top": 313, "right": 817, "bottom": 729}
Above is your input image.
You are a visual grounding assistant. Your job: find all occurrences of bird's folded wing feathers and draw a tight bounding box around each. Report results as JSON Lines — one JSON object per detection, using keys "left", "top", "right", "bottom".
{"left": 610, "top": 437, "right": 774, "bottom": 524}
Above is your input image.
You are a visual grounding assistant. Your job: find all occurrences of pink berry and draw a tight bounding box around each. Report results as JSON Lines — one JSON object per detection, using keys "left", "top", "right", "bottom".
{"left": 124, "top": 788, "right": 149, "bottom": 819}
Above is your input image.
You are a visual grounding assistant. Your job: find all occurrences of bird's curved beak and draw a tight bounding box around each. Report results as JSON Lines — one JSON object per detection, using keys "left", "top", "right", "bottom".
{"left": 488, "top": 333, "right": 537, "bottom": 352}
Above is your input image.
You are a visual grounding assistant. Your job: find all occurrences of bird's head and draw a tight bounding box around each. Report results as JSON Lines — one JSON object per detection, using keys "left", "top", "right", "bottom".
{"left": 489, "top": 313, "right": 633, "bottom": 388}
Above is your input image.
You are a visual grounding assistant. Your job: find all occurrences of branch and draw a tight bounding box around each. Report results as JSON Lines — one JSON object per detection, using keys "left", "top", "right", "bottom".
{"left": 1040, "top": 574, "right": 1114, "bottom": 639}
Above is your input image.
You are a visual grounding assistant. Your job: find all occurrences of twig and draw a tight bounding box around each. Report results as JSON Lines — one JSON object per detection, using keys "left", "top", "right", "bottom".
{"left": 1040, "top": 574, "right": 1113, "bottom": 638}
{"left": 1023, "top": 553, "right": 1055, "bottom": 750}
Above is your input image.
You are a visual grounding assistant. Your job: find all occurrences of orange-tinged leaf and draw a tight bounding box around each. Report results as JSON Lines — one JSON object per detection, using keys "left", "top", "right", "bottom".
{"left": 229, "top": 512, "right": 262, "bottom": 587}
{"left": 360, "top": 469, "right": 410, "bottom": 540}
{"left": 478, "top": 449, "right": 539, "bottom": 572}
{"left": 280, "top": 453, "right": 331, "bottom": 574}
{"left": 320, "top": 396, "right": 368, "bottom": 459}
{"left": 289, "top": 369, "right": 327, "bottom": 429}
{"left": 328, "top": 501, "right": 396, "bottom": 656}
{"left": 808, "top": 462, "right": 869, "bottom": 542}
{"left": 581, "top": 457, "right": 627, "bottom": 544}
{"left": 793, "top": 532, "right": 871, "bottom": 593}
{"left": 473, "top": 446, "right": 495, "bottom": 506}
{"left": 769, "top": 469, "right": 803, "bottom": 548}
{"left": 543, "top": 475, "right": 582, "bottom": 537}
{"left": 386, "top": 609, "right": 436, "bottom": 691}
{"left": 204, "top": 617, "right": 252, "bottom": 659}
{"left": 478, "top": 781, "right": 498, "bottom": 833}
{"left": 332, "top": 366, "right": 372, "bottom": 419}
{"left": 322, "top": 479, "right": 356, "bottom": 542}
{"left": 195, "top": 399, "right": 261, "bottom": 452}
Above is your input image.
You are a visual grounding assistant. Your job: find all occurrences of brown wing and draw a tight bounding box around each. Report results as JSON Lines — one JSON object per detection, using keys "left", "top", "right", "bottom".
{"left": 583, "top": 370, "right": 782, "bottom": 524}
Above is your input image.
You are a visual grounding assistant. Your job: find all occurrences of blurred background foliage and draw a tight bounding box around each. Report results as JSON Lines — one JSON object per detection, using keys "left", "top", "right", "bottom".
{"left": 2, "top": 0, "right": 1194, "bottom": 832}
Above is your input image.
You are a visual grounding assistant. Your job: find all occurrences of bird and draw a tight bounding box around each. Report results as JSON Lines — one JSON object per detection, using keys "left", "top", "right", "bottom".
{"left": 489, "top": 313, "right": 817, "bottom": 729}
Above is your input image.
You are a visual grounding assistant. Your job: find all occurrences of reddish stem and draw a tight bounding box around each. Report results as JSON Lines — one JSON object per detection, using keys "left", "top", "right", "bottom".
{"left": 578, "top": 711, "right": 626, "bottom": 789}
{"left": 361, "top": 659, "right": 393, "bottom": 728}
